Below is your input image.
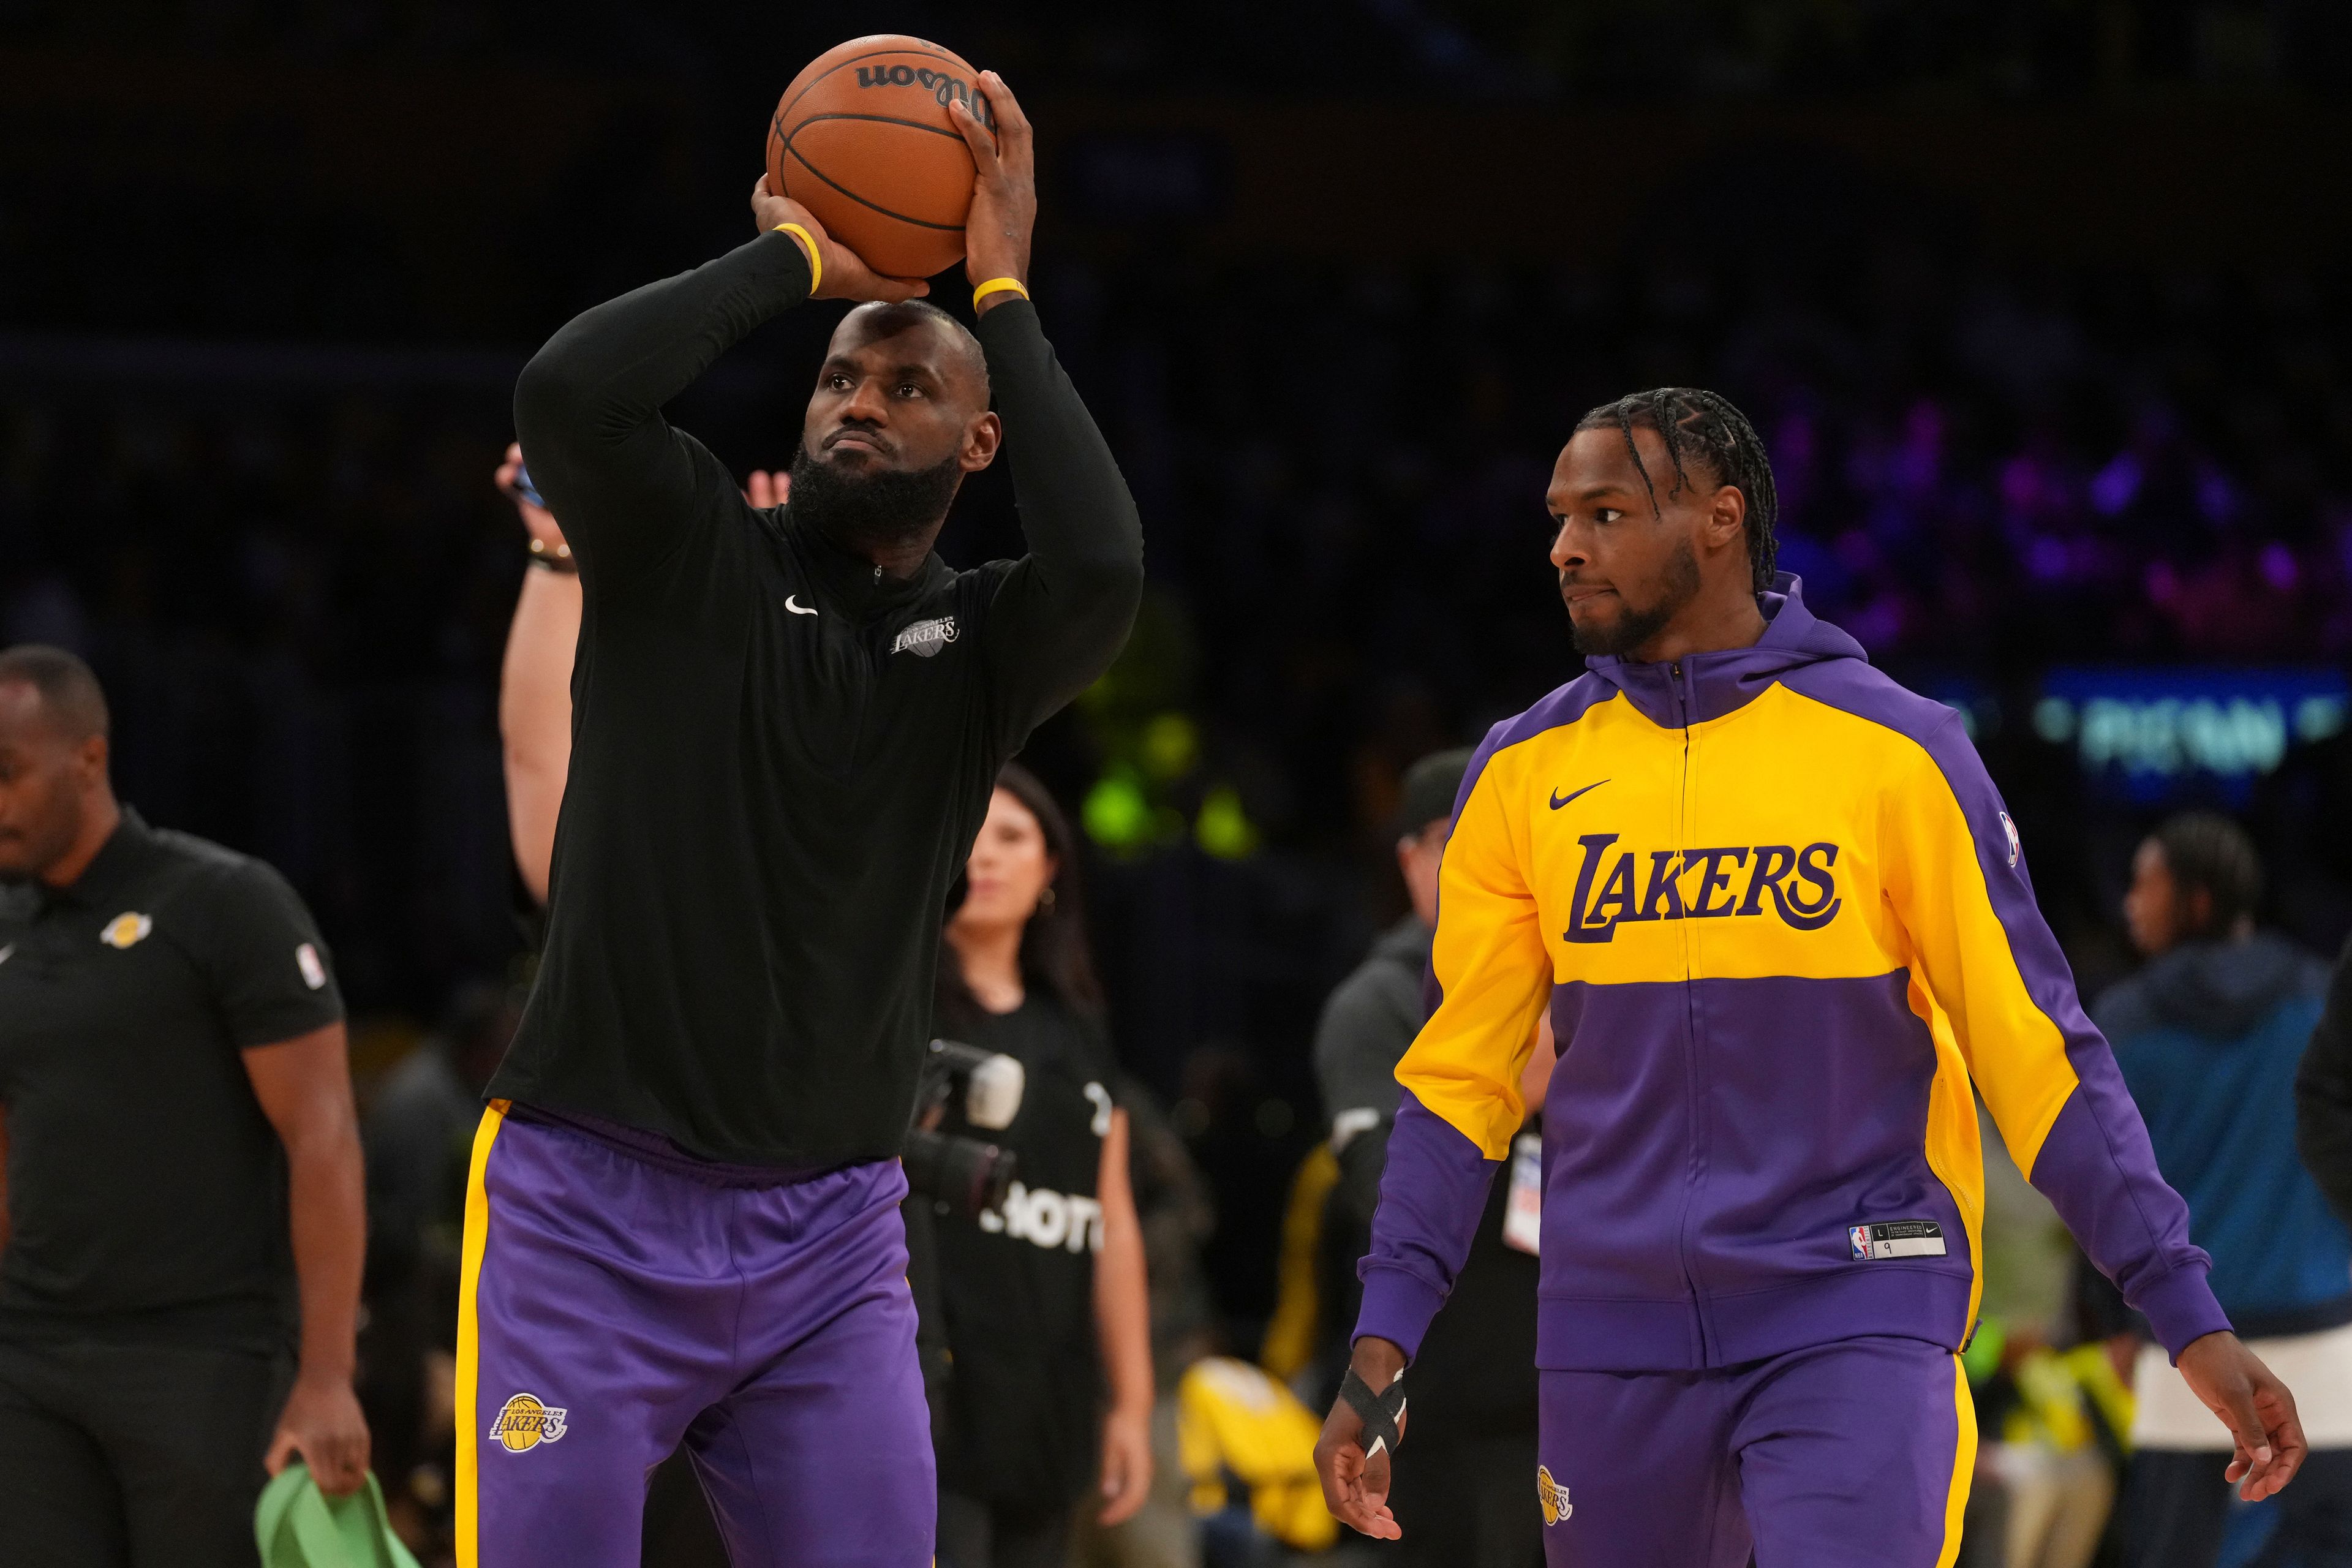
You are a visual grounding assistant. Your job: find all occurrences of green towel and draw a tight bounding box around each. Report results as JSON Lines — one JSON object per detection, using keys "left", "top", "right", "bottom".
{"left": 253, "top": 1463, "right": 420, "bottom": 1568}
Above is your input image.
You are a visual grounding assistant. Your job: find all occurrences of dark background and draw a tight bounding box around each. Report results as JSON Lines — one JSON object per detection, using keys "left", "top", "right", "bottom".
{"left": 7, "top": 0, "right": 2352, "bottom": 1346}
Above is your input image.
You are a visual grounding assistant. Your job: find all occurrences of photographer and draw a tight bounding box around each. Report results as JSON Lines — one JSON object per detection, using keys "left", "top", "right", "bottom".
{"left": 922, "top": 765, "right": 1153, "bottom": 1568}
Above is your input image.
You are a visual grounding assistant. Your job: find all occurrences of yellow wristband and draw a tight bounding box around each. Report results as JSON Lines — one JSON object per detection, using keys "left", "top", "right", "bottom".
{"left": 772, "top": 224, "right": 821, "bottom": 294}
{"left": 973, "top": 276, "right": 1030, "bottom": 309}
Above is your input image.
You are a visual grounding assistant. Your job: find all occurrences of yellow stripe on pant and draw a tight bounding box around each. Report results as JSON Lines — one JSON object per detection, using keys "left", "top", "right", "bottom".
{"left": 454, "top": 1098, "right": 510, "bottom": 1568}
{"left": 1937, "top": 1352, "right": 1980, "bottom": 1568}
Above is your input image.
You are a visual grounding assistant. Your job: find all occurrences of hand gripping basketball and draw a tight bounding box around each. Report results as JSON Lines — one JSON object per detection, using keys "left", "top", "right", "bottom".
{"left": 748, "top": 178, "right": 929, "bottom": 305}
{"left": 946, "top": 72, "right": 1035, "bottom": 309}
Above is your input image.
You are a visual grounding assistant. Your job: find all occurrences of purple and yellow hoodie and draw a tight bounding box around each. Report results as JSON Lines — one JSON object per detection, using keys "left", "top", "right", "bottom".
{"left": 1355, "top": 576, "right": 2228, "bottom": 1373}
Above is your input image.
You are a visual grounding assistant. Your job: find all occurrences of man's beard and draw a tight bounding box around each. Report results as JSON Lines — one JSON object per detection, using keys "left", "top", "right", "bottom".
{"left": 788, "top": 441, "right": 963, "bottom": 556}
{"left": 1566, "top": 539, "right": 1701, "bottom": 658}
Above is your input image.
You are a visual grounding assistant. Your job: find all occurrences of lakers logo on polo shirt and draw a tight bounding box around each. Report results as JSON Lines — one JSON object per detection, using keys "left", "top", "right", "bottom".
{"left": 489, "top": 1392, "right": 569, "bottom": 1452}
{"left": 1537, "top": 1464, "right": 1573, "bottom": 1525}
{"left": 100, "top": 913, "right": 153, "bottom": 949}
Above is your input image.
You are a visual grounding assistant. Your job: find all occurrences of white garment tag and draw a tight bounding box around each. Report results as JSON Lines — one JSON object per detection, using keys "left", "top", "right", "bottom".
{"left": 1503, "top": 1133, "right": 1543, "bottom": 1256}
{"left": 1847, "top": 1220, "right": 1947, "bottom": 1260}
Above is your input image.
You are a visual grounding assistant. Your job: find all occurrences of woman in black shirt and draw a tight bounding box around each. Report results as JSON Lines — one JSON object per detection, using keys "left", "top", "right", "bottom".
{"left": 927, "top": 765, "right": 1154, "bottom": 1568}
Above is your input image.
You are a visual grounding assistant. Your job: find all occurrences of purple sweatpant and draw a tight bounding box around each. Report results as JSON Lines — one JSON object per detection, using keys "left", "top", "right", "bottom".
{"left": 455, "top": 1102, "right": 933, "bottom": 1568}
{"left": 1532, "top": 1336, "right": 1975, "bottom": 1568}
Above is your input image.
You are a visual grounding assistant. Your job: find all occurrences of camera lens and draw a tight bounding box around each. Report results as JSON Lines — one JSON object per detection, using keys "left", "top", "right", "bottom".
{"left": 903, "top": 1127, "right": 1018, "bottom": 1219}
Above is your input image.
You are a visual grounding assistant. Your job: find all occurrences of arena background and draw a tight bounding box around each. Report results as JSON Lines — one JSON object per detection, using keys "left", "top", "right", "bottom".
{"left": 6, "top": 0, "right": 2352, "bottom": 1350}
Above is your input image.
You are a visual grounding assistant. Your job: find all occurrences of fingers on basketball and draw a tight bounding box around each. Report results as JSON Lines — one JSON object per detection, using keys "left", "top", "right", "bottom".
{"left": 981, "top": 70, "right": 1031, "bottom": 140}
{"left": 948, "top": 96, "right": 997, "bottom": 164}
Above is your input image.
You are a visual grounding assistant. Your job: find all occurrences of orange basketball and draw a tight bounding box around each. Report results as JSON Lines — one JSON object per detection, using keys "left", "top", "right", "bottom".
{"left": 765, "top": 36, "right": 985, "bottom": 281}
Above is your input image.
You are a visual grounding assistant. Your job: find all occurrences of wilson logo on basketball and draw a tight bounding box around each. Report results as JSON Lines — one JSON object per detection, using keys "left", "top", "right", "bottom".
{"left": 488, "top": 1392, "right": 569, "bottom": 1453}
{"left": 853, "top": 63, "right": 996, "bottom": 125}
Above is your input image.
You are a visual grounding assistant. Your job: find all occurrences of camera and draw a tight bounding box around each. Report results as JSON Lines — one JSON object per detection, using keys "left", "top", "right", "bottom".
{"left": 902, "top": 1039, "right": 1025, "bottom": 1219}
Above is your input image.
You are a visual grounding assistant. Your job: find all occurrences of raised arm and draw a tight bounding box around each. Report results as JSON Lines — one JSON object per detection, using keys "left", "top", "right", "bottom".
{"left": 513, "top": 185, "right": 924, "bottom": 580}
{"left": 494, "top": 444, "right": 579, "bottom": 904}
{"left": 491, "top": 446, "right": 792, "bottom": 902}
{"left": 949, "top": 75, "right": 1145, "bottom": 739}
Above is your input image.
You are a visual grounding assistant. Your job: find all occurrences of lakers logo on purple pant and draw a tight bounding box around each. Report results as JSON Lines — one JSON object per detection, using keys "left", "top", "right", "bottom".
{"left": 489, "top": 1392, "right": 570, "bottom": 1453}
{"left": 1537, "top": 1464, "right": 1573, "bottom": 1526}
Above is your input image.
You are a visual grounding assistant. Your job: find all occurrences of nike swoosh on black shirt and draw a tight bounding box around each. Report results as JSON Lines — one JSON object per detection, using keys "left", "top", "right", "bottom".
{"left": 1550, "top": 780, "right": 1608, "bottom": 811}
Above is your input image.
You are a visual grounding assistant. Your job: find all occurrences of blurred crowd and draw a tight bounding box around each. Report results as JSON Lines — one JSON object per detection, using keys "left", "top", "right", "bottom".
{"left": 7, "top": 0, "right": 2352, "bottom": 98}
{"left": 9, "top": 232, "right": 2352, "bottom": 1333}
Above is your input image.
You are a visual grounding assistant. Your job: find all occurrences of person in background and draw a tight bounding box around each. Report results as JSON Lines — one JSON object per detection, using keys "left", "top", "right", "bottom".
{"left": 359, "top": 980, "right": 524, "bottom": 1543}
{"left": 2301, "top": 937, "right": 2352, "bottom": 1233}
{"left": 0, "top": 644, "right": 370, "bottom": 1566}
{"left": 928, "top": 764, "right": 1155, "bottom": 1568}
{"left": 1312, "top": 745, "right": 1547, "bottom": 1568}
{"left": 2100, "top": 813, "right": 2352, "bottom": 1567}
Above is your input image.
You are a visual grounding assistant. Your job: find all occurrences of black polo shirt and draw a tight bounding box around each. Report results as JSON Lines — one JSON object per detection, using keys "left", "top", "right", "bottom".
{"left": 0, "top": 809, "right": 344, "bottom": 1351}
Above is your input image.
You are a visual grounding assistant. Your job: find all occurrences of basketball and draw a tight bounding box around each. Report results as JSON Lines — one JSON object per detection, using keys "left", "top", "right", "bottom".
{"left": 765, "top": 35, "right": 987, "bottom": 281}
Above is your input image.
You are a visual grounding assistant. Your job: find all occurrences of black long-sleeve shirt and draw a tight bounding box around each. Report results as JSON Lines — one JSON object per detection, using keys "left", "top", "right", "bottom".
{"left": 2299, "top": 933, "right": 2352, "bottom": 1229}
{"left": 488, "top": 230, "right": 1143, "bottom": 1165}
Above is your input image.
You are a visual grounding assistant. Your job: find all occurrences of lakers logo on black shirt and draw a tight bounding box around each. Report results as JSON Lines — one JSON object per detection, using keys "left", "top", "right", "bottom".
{"left": 890, "top": 616, "right": 959, "bottom": 658}
{"left": 489, "top": 1392, "right": 569, "bottom": 1452}
{"left": 100, "top": 913, "right": 153, "bottom": 949}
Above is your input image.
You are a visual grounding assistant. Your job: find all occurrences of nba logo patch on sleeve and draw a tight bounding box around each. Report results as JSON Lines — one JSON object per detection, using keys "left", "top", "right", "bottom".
{"left": 296, "top": 943, "right": 328, "bottom": 990}
{"left": 1999, "top": 812, "right": 2021, "bottom": 869}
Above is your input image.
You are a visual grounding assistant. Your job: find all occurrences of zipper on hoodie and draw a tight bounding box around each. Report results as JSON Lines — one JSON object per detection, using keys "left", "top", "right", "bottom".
{"left": 1667, "top": 659, "right": 1716, "bottom": 1365}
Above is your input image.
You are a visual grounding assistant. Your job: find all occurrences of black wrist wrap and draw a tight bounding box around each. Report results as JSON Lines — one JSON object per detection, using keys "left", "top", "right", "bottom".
{"left": 1340, "top": 1367, "right": 1407, "bottom": 1458}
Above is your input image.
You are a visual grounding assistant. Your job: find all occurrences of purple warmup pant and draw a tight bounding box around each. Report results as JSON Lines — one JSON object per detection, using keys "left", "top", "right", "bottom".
{"left": 1532, "top": 1336, "right": 1975, "bottom": 1568}
{"left": 454, "top": 1101, "right": 933, "bottom": 1568}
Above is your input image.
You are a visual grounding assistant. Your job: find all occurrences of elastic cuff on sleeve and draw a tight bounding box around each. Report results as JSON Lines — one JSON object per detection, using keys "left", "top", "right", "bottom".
{"left": 2136, "top": 1264, "right": 2234, "bottom": 1363}
{"left": 1353, "top": 1264, "right": 1447, "bottom": 1365}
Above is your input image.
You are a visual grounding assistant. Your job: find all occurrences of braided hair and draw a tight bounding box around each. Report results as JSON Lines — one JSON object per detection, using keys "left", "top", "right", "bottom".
{"left": 1573, "top": 388, "right": 1779, "bottom": 594}
{"left": 2151, "top": 812, "right": 2262, "bottom": 940}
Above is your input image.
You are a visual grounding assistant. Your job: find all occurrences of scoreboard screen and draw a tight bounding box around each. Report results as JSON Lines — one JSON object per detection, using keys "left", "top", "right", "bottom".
{"left": 2030, "top": 666, "right": 2349, "bottom": 803}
